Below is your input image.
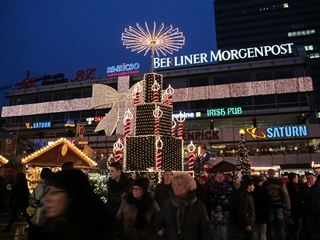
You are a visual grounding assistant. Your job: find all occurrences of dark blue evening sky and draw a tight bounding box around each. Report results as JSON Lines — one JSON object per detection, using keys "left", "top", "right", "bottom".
{"left": 0, "top": 0, "right": 217, "bottom": 106}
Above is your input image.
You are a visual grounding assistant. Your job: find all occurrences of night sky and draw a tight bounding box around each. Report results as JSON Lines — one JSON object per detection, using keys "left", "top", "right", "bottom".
{"left": 0, "top": 0, "right": 217, "bottom": 107}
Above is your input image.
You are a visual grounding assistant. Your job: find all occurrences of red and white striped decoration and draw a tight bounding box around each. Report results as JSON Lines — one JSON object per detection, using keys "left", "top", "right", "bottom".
{"left": 175, "top": 111, "right": 186, "bottom": 138}
{"left": 162, "top": 92, "right": 168, "bottom": 105}
{"left": 166, "top": 85, "right": 174, "bottom": 105}
{"left": 123, "top": 109, "right": 133, "bottom": 137}
{"left": 156, "top": 136, "right": 163, "bottom": 170}
{"left": 187, "top": 141, "right": 197, "bottom": 171}
{"left": 171, "top": 118, "right": 177, "bottom": 137}
{"left": 153, "top": 106, "right": 163, "bottom": 135}
{"left": 113, "top": 139, "right": 124, "bottom": 162}
{"left": 132, "top": 83, "right": 142, "bottom": 105}
{"left": 151, "top": 81, "right": 160, "bottom": 102}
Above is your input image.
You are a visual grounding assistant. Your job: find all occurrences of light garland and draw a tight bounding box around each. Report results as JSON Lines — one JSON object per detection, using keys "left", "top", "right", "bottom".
{"left": 1, "top": 77, "right": 313, "bottom": 117}
{"left": 21, "top": 138, "right": 97, "bottom": 167}
{"left": 165, "top": 85, "right": 174, "bottom": 105}
{"left": 153, "top": 106, "right": 163, "bottom": 135}
{"left": 171, "top": 118, "right": 177, "bottom": 137}
{"left": 123, "top": 108, "right": 133, "bottom": 137}
{"left": 156, "top": 136, "right": 163, "bottom": 170}
{"left": 132, "top": 82, "right": 142, "bottom": 105}
{"left": 152, "top": 81, "right": 160, "bottom": 102}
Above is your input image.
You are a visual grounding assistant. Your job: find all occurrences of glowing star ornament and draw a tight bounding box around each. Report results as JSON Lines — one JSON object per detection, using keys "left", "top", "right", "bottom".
{"left": 121, "top": 22, "right": 185, "bottom": 72}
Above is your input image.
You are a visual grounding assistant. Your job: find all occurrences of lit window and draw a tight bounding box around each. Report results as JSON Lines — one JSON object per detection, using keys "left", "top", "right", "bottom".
{"left": 315, "top": 53, "right": 320, "bottom": 58}
{"left": 284, "top": 3, "right": 289, "bottom": 8}
{"left": 301, "top": 31, "right": 306, "bottom": 35}
{"left": 297, "top": 31, "right": 301, "bottom": 36}
{"left": 288, "top": 32, "right": 293, "bottom": 37}
{"left": 311, "top": 29, "right": 316, "bottom": 34}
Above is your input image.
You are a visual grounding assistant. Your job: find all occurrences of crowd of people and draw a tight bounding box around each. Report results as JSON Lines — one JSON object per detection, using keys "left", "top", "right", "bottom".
{"left": 0, "top": 163, "right": 320, "bottom": 240}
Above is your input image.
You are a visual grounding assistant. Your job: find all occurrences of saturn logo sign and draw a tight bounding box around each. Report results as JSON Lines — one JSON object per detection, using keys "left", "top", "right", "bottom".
{"left": 245, "top": 128, "right": 267, "bottom": 139}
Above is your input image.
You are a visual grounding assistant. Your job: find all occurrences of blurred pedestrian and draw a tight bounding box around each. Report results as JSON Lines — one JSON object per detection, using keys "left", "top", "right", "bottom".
{"left": 286, "top": 172, "right": 303, "bottom": 240}
{"left": 299, "top": 172, "right": 320, "bottom": 240}
{"left": 61, "top": 161, "right": 74, "bottom": 170}
{"left": 0, "top": 167, "right": 6, "bottom": 226}
{"left": 196, "top": 175, "right": 211, "bottom": 219}
{"left": 2, "top": 172, "right": 33, "bottom": 232}
{"left": 154, "top": 169, "right": 173, "bottom": 208}
{"left": 157, "top": 172, "right": 212, "bottom": 240}
{"left": 252, "top": 175, "right": 268, "bottom": 240}
{"left": 238, "top": 179, "right": 255, "bottom": 240}
{"left": 262, "top": 169, "right": 291, "bottom": 240}
{"left": 229, "top": 177, "right": 242, "bottom": 228}
{"left": 28, "top": 168, "right": 53, "bottom": 239}
{"left": 40, "top": 169, "right": 110, "bottom": 240}
{"left": 117, "top": 178, "right": 160, "bottom": 240}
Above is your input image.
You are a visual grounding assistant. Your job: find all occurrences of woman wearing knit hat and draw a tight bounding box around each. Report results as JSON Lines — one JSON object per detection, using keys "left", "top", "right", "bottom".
{"left": 116, "top": 177, "right": 160, "bottom": 240}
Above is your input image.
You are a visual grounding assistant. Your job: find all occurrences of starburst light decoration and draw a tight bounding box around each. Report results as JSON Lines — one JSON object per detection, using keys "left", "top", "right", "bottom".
{"left": 122, "top": 22, "right": 185, "bottom": 71}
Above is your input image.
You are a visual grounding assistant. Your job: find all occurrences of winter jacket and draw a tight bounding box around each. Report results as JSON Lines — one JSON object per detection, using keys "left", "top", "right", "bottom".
{"left": 286, "top": 181, "right": 303, "bottom": 219}
{"left": 210, "top": 181, "right": 233, "bottom": 211}
{"left": 253, "top": 185, "right": 269, "bottom": 223}
{"left": 107, "top": 173, "right": 132, "bottom": 215}
{"left": 117, "top": 193, "right": 160, "bottom": 240}
{"left": 299, "top": 181, "right": 320, "bottom": 217}
{"left": 156, "top": 190, "right": 212, "bottom": 240}
{"left": 154, "top": 182, "right": 173, "bottom": 208}
{"left": 262, "top": 177, "right": 291, "bottom": 211}
{"left": 238, "top": 190, "right": 255, "bottom": 228}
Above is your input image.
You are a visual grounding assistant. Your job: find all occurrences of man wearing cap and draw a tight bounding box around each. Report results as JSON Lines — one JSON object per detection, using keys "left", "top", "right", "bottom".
{"left": 299, "top": 172, "right": 320, "bottom": 240}
{"left": 262, "top": 169, "right": 290, "bottom": 240}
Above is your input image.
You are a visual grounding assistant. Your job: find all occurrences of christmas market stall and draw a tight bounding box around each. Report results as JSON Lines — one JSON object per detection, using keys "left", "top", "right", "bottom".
{"left": 209, "top": 159, "right": 279, "bottom": 176}
{"left": 0, "top": 155, "right": 9, "bottom": 167}
{"left": 21, "top": 138, "right": 98, "bottom": 190}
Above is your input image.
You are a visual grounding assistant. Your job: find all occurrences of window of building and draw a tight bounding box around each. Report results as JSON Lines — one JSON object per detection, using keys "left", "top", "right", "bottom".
{"left": 38, "top": 93, "right": 52, "bottom": 102}
{"left": 254, "top": 95, "right": 276, "bottom": 106}
{"left": 189, "top": 76, "right": 208, "bottom": 87}
{"left": 83, "top": 88, "right": 92, "bottom": 98}
{"left": 210, "top": 98, "right": 232, "bottom": 108}
{"left": 37, "top": 114, "right": 51, "bottom": 122}
{"left": 25, "top": 95, "right": 37, "bottom": 104}
{"left": 51, "top": 113, "right": 65, "bottom": 124}
{"left": 53, "top": 92, "right": 66, "bottom": 101}
{"left": 230, "top": 72, "right": 251, "bottom": 83}
{"left": 190, "top": 100, "right": 210, "bottom": 110}
{"left": 212, "top": 75, "right": 230, "bottom": 85}
{"left": 66, "top": 111, "right": 80, "bottom": 122}
{"left": 164, "top": 77, "right": 188, "bottom": 89}
{"left": 172, "top": 102, "right": 189, "bottom": 111}
{"left": 10, "top": 97, "right": 25, "bottom": 105}
{"left": 68, "top": 90, "right": 82, "bottom": 99}
{"left": 274, "top": 69, "right": 295, "bottom": 79}
{"left": 255, "top": 71, "right": 273, "bottom": 80}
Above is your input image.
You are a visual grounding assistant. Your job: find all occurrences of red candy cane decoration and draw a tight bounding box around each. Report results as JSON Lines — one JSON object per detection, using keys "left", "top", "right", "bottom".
{"left": 123, "top": 109, "right": 133, "bottom": 137}
{"left": 156, "top": 136, "right": 163, "bottom": 170}
{"left": 132, "top": 83, "right": 142, "bottom": 105}
{"left": 162, "top": 92, "right": 168, "bottom": 105}
{"left": 151, "top": 81, "right": 160, "bottom": 102}
{"left": 171, "top": 118, "right": 177, "bottom": 137}
{"left": 153, "top": 106, "right": 163, "bottom": 135}
{"left": 175, "top": 111, "right": 186, "bottom": 138}
{"left": 187, "top": 141, "right": 196, "bottom": 171}
{"left": 113, "top": 139, "right": 123, "bottom": 162}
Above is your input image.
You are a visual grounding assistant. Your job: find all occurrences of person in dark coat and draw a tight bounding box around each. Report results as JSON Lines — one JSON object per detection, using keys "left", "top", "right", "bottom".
{"left": 252, "top": 175, "right": 268, "bottom": 240}
{"left": 106, "top": 162, "right": 132, "bottom": 239}
{"left": 196, "top": 175, "right": 212, "bottom": 219}
{"left": 286, "top": 172, "right": 303, "bottom": 240}
{"left": 156, "top": 172, "right": 212, "bottom": 240}
{"left": 2, "top": 171, "right": 33, "bottom": 232}
{"left": 0, "top": 167, "right": 6, "bottom": 213}
{"left": 117, "top": 178, "right": 160, "bottom": 240}
{"left": 154, "top": 169, "right": 173, "bottom": 208}
{"left": 229, "top": 177, "right": 242, "bottom": 228}
{"left": 38, "top": 169, "right": 110, "bottom": 240}
{"left": 299, "top": 172, "right": 320, "bottom": 240}
{"left": 238, "top": 179, "right": 255, "bottom": 240}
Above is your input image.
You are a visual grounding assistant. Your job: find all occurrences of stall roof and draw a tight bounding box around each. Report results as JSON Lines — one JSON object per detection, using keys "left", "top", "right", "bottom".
{"left": 0, "top": 155, "right": 9, "bottom": 164}
{"left": 209, "top": 159, "right": 279, "bottom": 173}
{"left": 21, "top": 138, "right": 97, "bottom": 168}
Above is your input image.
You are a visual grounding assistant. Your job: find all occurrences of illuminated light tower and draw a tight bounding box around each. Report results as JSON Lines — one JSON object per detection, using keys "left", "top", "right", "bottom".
{"left": 121, "top": 22, "right": 185, "bottom": 72}
{"left": 235, "top": 128, "right": 252, "bottom": 178}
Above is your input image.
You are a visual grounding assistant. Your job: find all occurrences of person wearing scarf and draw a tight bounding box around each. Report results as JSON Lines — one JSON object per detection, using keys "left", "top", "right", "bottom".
{"left": 117, "top": 177, "right": 160, "bottom": 240}
{"left": 156, "top": 173, "right": 212, "bottom": 240}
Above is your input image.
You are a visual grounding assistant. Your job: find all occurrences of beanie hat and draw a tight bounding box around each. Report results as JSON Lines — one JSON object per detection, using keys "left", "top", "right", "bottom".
{"left": 252, "top": 175, "right": 263, "bottom": 185}
{"left": 200, "top": 175, "right": 208, "bottom": 183}
{"left": 133, "top": 178, "right": 149, "bottom": 193}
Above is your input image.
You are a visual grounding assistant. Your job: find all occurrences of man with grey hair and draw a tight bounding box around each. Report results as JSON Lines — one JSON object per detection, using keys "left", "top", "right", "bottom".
{"left": 262, "top": 169, "right": 291, "bottom": 240}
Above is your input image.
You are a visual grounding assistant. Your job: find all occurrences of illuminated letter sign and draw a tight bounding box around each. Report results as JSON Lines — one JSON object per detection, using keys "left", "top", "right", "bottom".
{"left": 207, "top": 107, "right": 242, "bottom": 117}
{"left": 172, "top": 112, "right": 195, "bottom": 119}
{"left": 266, "top": 125, "right": 308, "bottom": 138}
{"left": 33, "top": 122, "right": 51, "bottom": 129}
{"left": 106, "top": 62, "right": 140, "bottom": 77}
{"left": 154, "top": 43, "right": 294, "bottom": 69}
{"left": 183, "top": 130, "right": 219, "bottom": 140}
